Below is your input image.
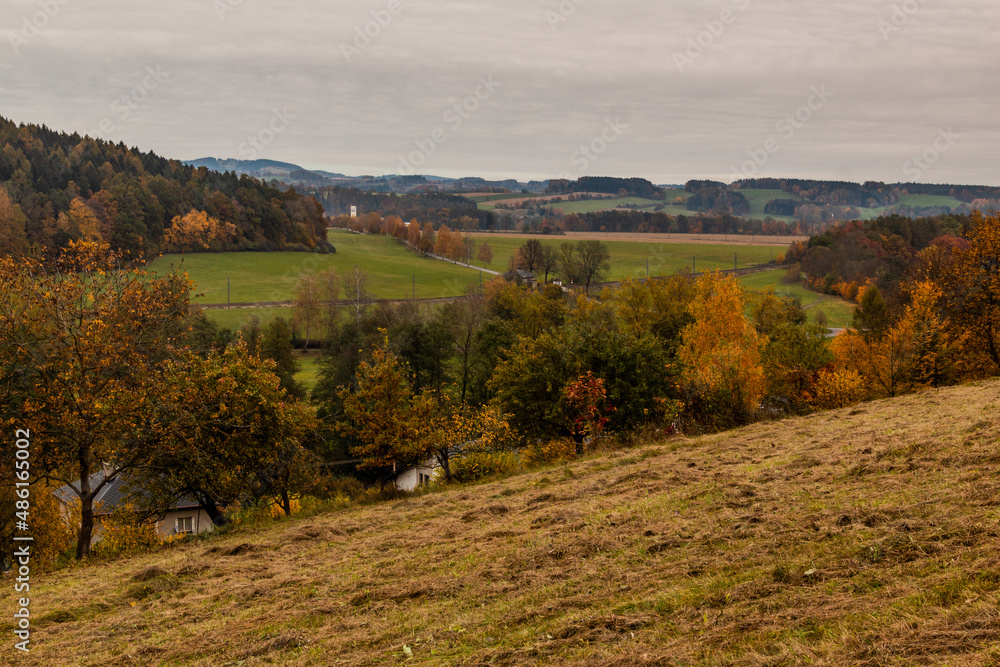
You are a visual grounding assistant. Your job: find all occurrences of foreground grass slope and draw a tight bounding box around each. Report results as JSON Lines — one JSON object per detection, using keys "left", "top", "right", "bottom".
{"left": 8, "top": 381, "right": 1000, "bottom": 665}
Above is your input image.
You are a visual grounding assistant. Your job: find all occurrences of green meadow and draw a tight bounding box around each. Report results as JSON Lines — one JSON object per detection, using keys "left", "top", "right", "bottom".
{"left": 151, "top": 232, "right": 826, "bottom": 334}
{"left": 740, "top": 268, "right": 855, "bottom": 329}
{"left": 146, "top": 231, "right": 487, "bottom": 305}
{"left": 469, "top": 236, "right": 782, "bottom": 280}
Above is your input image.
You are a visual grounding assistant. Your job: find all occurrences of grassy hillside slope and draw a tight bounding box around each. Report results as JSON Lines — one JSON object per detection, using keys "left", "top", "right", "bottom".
{"left": 146, "top": 231, "right": 485, "bottom": 305}
{"left": 7, "top": 381, "right": 1000, "bottom": 665}
{"left": 465, "top": 237, "right": 778, "bottom": 281}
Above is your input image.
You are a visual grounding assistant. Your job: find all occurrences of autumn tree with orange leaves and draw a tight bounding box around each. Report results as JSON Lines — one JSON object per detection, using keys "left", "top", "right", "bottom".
{"left": 678, "top": 272, "right": 767, "bottom": 425}
{"left": 162, "top": 209, "right": 238, "bottom": 253}
{"left": 0, "top": 242, "right": 191, "bottom": 558}
{"left": 337, "top": 335, "right": 443, "bottom": 478}
{"left": 934, "top": 210, "right": 1000, "bottom": 373}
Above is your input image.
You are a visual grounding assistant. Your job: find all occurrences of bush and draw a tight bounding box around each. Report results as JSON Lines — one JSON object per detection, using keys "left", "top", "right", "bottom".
{"left": 269, "top": 496, "right": 302, "bottom": 518}
{"left": 781, "top": 263, "right": 802, "bottom": 285}
{"left": 450, "top": 451, "right": 522, "bottom": 483}
{"left": 90, "top": 502, "right": 163, "bottom": 559}
{"left": 20, "top": 488, "right": 77, "bottom": 570}
{"left": 810, "top": 367, "right": 867, "bottom": 409}
{"left": 222, "top": 499, "right": 275, "bottom": 530}
{"left": 300, "top": 475, "right": 365, "bottom": 501}
{"left": 522, "top": 438, "right": 577, "bottom": 467}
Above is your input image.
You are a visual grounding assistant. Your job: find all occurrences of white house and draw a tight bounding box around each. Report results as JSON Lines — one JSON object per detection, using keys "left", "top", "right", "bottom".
{"left": 53, "top": 471, "right": 216, "bottom": 541}
{"left": 395, "top": 461, "right": 436, "bottom": 491}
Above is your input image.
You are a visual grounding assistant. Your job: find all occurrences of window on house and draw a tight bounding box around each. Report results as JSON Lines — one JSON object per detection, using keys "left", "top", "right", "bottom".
{"left": 419, "top": 473, "right": 430, "bottom": 486}
{"left": 175, "top": 516, "right": 194, "bottom": 534}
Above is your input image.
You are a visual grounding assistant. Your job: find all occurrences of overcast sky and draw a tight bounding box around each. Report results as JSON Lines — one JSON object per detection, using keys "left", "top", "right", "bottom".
{"left": 2, "top": 0, "right": 998, "bottom": 185}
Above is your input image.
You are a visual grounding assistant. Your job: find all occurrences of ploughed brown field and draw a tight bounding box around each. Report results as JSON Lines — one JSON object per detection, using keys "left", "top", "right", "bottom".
{"left": 6, "top": 379, "right": 1000, "bottom": 666}
{"left": 466, "top": 231, "right": 808, "bottom": 247}
{"left": 464, "top": 192, "right": 609, "bottom": 208}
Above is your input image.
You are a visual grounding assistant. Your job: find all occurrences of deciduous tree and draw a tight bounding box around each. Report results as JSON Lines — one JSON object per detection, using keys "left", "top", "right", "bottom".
{"left": 539, "top": 245, "right": 559, "bottom": 284}
{"left": 136, "top": 344, "right": 318, "bottom": 525}
{"left": 293, "top": 273, "right": 321, "bottom": 351}
{"left": 343, "top": 265, "right": 371, "bottom": 324}
{"left": 678, "top": 272, "right": 767, "bottom": 425}
{"left": 936, "top": 211, "right": 1000, "bottom": 372}
{"left": 520, "top": 239, "right": 543, "bottom": 272}
{"left": 0, "top": 241, "right": 190, "bottom": 558}
{"left": 476, "top": 240, "right": 494, "bottom": 267}
{"left": 576, "top": 240, "right": 611, "bottom": 292}
{"left": 337, "top": 335, "right": 442, "bottom": 476}
{"left": 162, "top": 209, "right": 237, "bottom": 253}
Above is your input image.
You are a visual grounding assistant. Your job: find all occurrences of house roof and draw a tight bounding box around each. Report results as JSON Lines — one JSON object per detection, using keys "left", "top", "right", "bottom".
{"left": 54, "top": 471, "right": 202, "bottom": 515}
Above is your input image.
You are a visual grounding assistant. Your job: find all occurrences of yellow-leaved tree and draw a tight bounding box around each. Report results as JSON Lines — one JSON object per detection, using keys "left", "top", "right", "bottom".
{"left": 678, "top": 272, "right": 767, "bottom": 425}
{"left": 162, "top": 209, "right": 237, "bottom": 253}
{"left": 338, "top": 334, "right": 514, "bottom": 483}
{"left": 56, "top": 197, "right": 104, "bottom": 243}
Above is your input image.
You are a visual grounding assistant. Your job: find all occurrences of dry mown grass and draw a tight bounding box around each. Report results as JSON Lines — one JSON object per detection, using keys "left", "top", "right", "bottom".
{"left": 4, "top": 381, "right": 1000, "bottom": 665}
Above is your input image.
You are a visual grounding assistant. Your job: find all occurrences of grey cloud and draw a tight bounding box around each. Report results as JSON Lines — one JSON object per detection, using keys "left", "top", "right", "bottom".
{"left": 2, "top": 0, "right": 998, "bottom": 184}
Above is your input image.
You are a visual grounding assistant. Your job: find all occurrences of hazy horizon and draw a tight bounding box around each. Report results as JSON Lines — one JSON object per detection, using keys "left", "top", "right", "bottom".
{"left": 4, "top": 0, "right": 998, "bottom": 186}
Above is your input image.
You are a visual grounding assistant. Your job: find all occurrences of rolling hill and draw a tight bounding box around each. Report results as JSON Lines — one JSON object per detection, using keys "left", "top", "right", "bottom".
{"left": 11, "top": 379, "right": 1000, "bottom": 665}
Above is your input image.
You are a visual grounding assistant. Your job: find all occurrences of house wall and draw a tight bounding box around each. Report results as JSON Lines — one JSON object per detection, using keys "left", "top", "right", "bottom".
{"left": 158, "top": 509, "right": 215, "bottom": 537}
{"left": 86, "top": 509, "right": 213, "bottom": 543}
{"left": 396, "top": 466, "right": 435, "bottom": 492}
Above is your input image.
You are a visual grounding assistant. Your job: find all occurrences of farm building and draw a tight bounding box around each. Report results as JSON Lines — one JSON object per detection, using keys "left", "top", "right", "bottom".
{"left": 503, "top": 269, "right": 537, "bottom": 287}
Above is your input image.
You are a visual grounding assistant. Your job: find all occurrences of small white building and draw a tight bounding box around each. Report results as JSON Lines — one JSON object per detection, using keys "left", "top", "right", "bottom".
{"left": 395, "top": 462, "right": 436, "bottom": 492}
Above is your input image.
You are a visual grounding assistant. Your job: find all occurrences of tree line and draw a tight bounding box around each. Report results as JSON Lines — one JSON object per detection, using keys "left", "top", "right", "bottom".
{"left": 0, "top": 116, "right": 332, "bottom": 257}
